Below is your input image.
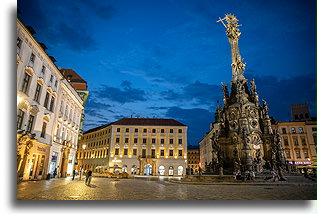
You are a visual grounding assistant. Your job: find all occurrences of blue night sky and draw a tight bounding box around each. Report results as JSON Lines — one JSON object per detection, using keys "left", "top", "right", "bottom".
{"left": 17, "top": 0, "right": 315, "bottom": 145}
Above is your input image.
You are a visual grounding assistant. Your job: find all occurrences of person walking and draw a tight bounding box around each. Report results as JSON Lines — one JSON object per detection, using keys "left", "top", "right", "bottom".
{"left": 86, "top": 169, "right": 93, "bottom": 186}
{"left": 79, "top": 168, "right": 83, "bottom": 180}
{"left": 53, "top": 167, "right": 57, "bottom": 178}
{"left": 72, "top": 169, "right": 76, "bottom": 180}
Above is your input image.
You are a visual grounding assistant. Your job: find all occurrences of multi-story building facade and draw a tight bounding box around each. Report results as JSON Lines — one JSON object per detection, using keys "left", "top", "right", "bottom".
{"left": 187, "top": 145, "right": 200, "bottom": 174}
{"left": 48, "top": 79, "right": 84, "bottom": 177}
{"left": 17, "top": 18, "right": 85, "bottom": 180}
{"left": 272, "top": 121, "right": 316, "bottom": 167}
{"left": 77, "top": 118, "right": 188, "bottom": 176}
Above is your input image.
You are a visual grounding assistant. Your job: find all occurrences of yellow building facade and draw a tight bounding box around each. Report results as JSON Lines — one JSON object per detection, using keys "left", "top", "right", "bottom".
{"left": 77, "top": 118, "right": 188, "bottom": 176}
{"left": 272, "top": 121, "right": 316, "bottom": 167}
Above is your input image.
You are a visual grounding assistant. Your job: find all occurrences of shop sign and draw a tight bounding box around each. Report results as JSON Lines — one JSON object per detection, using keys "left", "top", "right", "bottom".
{"left": 112, "top": 159, "right": 122, "bottom": 163}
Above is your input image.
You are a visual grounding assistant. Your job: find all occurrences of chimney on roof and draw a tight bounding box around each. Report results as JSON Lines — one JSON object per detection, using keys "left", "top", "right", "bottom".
{"left": 26, "top": 26, "right": 36, "bottom": 35}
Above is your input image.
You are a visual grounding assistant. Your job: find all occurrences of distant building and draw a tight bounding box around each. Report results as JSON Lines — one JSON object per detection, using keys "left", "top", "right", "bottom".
{"left": 291, "top": 103, "right": 311, "bottom": 122}
{"left": 272, "top": 121, "right": 316, "bottom": 167}
{"left": 187, "top": 145, "right": 200, "bottom": 174}
{"left": 77, "top": 118, "right": 188, "bottom": 176}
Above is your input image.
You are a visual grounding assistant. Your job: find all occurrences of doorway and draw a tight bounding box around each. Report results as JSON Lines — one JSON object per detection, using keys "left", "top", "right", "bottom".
{"left": 144, "top": 164, "right": 152, "bottom": 175}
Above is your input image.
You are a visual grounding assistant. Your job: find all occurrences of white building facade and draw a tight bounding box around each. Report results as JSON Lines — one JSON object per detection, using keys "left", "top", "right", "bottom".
{"left": 17, "top": 18, "right": 84, "bottom": 180}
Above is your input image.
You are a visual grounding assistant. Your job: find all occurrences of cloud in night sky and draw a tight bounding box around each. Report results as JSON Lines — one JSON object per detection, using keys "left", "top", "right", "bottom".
{"left": 94, "top": 81, "right": 147, "bottom": 104}
{"left": 165, "top": 107, "right": 214, "bottom": 145}
{"left": 160, "top": 81, "right": 223, "bottom": 106}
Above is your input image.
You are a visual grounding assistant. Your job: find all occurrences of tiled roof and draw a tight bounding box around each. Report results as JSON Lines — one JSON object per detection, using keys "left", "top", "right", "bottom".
{"left": 61, "top": 69, "right": 87, "bottom": 84}
{"left": 83, "top": 123, "right": 113, "bottom": 134}
{"left": 112, "top": 118, "right": 186, "bottom": 126}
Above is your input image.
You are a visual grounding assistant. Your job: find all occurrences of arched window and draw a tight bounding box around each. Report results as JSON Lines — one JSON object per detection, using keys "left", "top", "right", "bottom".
{"left": 159, "top": 166, "right": 165, "bottom": 175}
{"left": 178, "top": 166, "right": 183, "bottom": 176}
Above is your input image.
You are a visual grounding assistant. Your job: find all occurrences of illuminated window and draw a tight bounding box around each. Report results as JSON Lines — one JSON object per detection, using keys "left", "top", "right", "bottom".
{"left": 124, "top": 149, "right": 128, "bottom": 156}
{"left": 21, "top": 72, "right": 31, "bottom": 94}
{"left": 299, "top": 127, "right": 304, "bottom": 133}
{"left": 160, "top": 149, "right": 164, "bottom": 156}
{"left": 115, "top": 149, "right": 119, "bottom": 156}
{"left": 161, "top": 129, "right": 164, "bottom": 133}
{"left": 152, "top": 139, "right": 156, "bottom": 144}
{"left": 291, "top": 127, "right": 296, "bottom": 133}
{"left": 17, "top": 109, "right": 25, "bottom": 129}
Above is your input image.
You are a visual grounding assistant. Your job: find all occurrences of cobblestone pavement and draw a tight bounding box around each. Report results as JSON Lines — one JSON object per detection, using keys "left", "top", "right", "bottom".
{"left": 17, "top": 176, "right": 316, "bottom": 200}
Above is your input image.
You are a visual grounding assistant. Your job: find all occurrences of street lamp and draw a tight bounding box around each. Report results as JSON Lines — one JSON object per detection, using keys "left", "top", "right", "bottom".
{"left": 82, "top": 144, "right": 86, "bottom": 150}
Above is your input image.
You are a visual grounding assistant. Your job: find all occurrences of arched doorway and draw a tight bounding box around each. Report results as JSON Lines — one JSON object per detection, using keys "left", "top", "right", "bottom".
{"left": 144, "top": 164, "right": 152, "bottom": 175}
{"left": 159, "top": 165, "right": 165, "bottom": 175}
{"left": 178, "top": 166, "right": 183, "bottom": 176}
{"left": 168, "top": 166, "right": 174, "bottom": 176}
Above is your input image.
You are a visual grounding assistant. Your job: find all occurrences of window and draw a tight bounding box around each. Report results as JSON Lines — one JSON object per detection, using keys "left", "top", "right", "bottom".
{"left": 33, "top": 83, "right": 42, "bottom": 102}
{"left": 151, "top": 149, "right": 155, "bottom": 158}
{"left": 126, "top": 128, "right": 129, "bottom": 132}
{"left": 49, "top": 96, "right": 55, "bottom": 112}
{"left": 124, "top": 149, "right": 128, "bottom": 156}
{"left": 169, "top": 150, "right": 173, "bottom": 156}
{"left": 152, "top": 139, "right": 156, "bottom": 144}
{"left": 142, "top": 149, "right": 146, "bottom": 158}
{"left": 117, "top": 128, "right": 120, "bottom": 132}
{"left": 295, "top": 151, "right": 301, "bottom": 159}
{"left": 41, "top": 65, "right": 46, "bottom": 74}
{"left": 160, "top": 139, "right": 164, "bottom": 144}
{"left": 115, "top": 149, "right": 119, "bottom": 156}
{"left": 293, "top": 137, "right": 298, "bottom": 146}
{"left": 135, "top": 128, "right": 138, "bottom": 133}
{"left": 116, "top": 138, "right": 119, "bottom": 143}
{"left": 285, "top": 151, "right": 291, "bottom": 158}
{"left": 160, "top": 149, "right": 164, "bottom": 156}
{"left": 50, "top": 75, "right": 54, "bottom": 82}
{"left": 40, "top": 122, "right": 47, "bottom": 138}
{"left": 143, "top": 128, "right": 147, "bottom": 133}
{"left": 178, "top": 139, "right": 182, "bottom": 144}
{"left": 55, "top": 80, "right": 58, "bottom": 87}
{"left": 170, "top": 129, "right": 173, "bottom": 133}
{"left": 17, "top": 37, "right": 22, "bottom": 52}
{"left": 301, "top": 137, "right": 306, "bottom": 145}
{"left": 178, "top": 129, "right": 182, "bottom": 133}
{"left": 26, "top": 115, "right": 35, "bottom": 133}
{"left": 29, "top": 53, "right": 35, "bottom": 65}
{"left": 178, "top": 150, "right": 183, "bottom": 156}
{"left": 43, "top": 92, "right": 50, "bottom": 108}
{"left": 299, "top": 127, "right": 304, "bottom": 133}
{"left": 17, "top": 109, "right": 25, "bottom": 129}
{"left": 303, "top": 151, "right": 309, "bottom": 158}
{"left": 21, "top": 72, "right": 31, "bottom": 94}
{"left": 284, "top": 138, "right": 289, "bottom": 146}
{"left": 152, "top": 129, "right": 156, "bottom": 133}
{"left": 291, "top": 127, "right": 296, "bottom": 133}
{"left": 170, "top": 139, "right": 173, "bottom": 144}
{"left": 143, "top": 138, "right": 146, "bottom": 144}
{"left": 125, "top": 138, "right": 129, "bottom": 143}
{"left": 161, "top": 129, "right": 164, "bottom": 133}
{"left": 134, "top": 138, "right": 138, "bottom": 144}
{"left": 282, "top": 128, "right": 286, "bottom": 134}
{"left": 133, "top": 149, "right": 137, "bottom": 156}
{"left": 312, "top": 127, "right": 317, "bottom": 132}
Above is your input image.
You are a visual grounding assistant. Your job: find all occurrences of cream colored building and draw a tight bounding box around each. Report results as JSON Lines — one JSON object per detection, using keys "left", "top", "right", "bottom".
{"left": 77, "top": 118, "right": 188, "bottom": 176}
{"left": 17, "top": 18, "right": 84, "bottom": 180}
{"left": 272, "top": 121, "right": 316, "bottom": 167}
{"left": 199, "top": 123, "right": 221, "bottom": 172}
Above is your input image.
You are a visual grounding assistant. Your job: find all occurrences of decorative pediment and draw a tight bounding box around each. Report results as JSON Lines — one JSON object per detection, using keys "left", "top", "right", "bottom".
{"left": 37, "top": 78, "right": 45, "bottom": 86}
{"left": 30, "top": 105, "right": 40, "bottom": 114}
{"left": 25, "top": 66, "right": 35, "bottom": 76}
{"left": 18, "top": 99, "right": 30, "bottom": 111}
{"left": 43, "top": 113, "right": 51, "bottom": 122}
{"left": 46, "top": 86, "right": 53, "bottom": 94}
